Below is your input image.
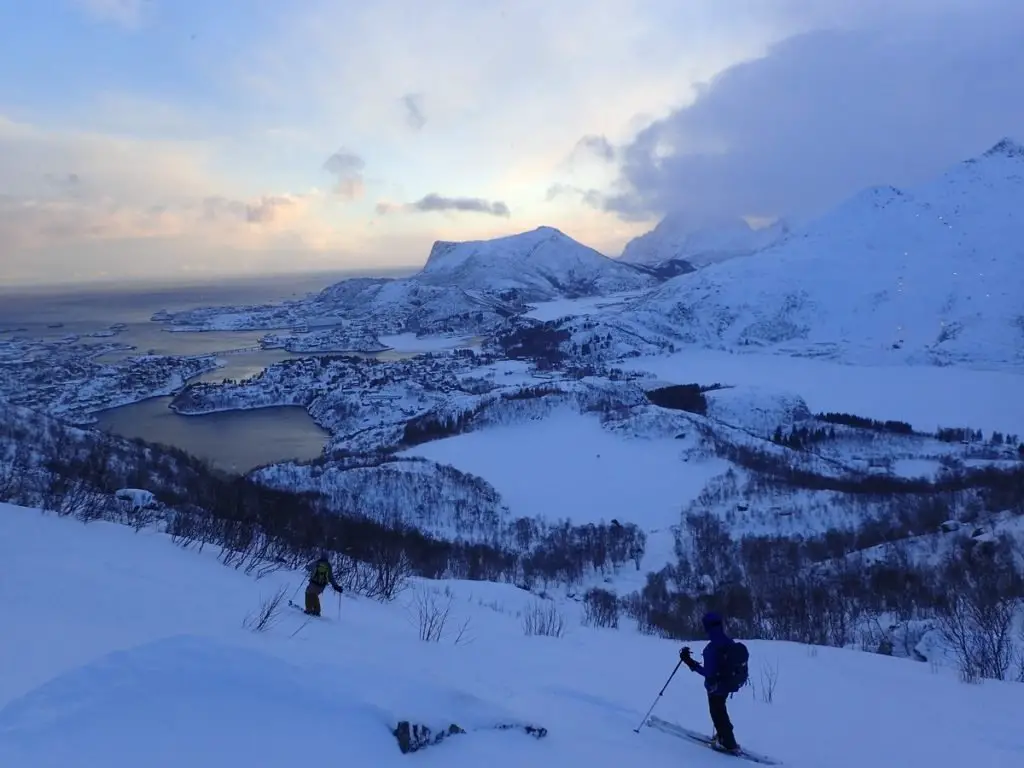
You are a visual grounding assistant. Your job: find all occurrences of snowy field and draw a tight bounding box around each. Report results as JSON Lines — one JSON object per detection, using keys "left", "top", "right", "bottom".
{"left": 1, "top": 503, "right": 1022, "bottom": 767}
{"left": 524, "top": 292, "right": 645, "bottom": 322}
{"left": 379, "top": 333, "right": 482, "bottom": 353}
{"left": 621, "top": 349, "right": 1024, "bottom": 436}
{"left": 400, "top": 409, "right": 728, "bottom": 531}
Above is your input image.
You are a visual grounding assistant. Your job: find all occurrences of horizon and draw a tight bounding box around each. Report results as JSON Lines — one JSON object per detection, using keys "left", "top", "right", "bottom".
{"left": 2, "top": 1, "right": 1022, "bottom": 287}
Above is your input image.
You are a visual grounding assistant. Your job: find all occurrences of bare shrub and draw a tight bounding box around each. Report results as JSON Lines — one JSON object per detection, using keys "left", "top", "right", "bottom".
{"left": 412, "top": 586, "right": 453, "bottom": 642}
{"left": 367, "top": 543, "right": 414, "bottom": 602}
{"left": 42, "top": 473, "right": 110, "bottom": 521}
{"left": 523, "top": 600, "right": 566, "bottom": 638}
{"left": 935, "top": 545, "right": 1019, "bottom": 682}
{"left": 759, "top": 660, "right": 779, "bottom": 704}
{"left": 126, "top": 503, "right": 159, "bottom": 532}
{"left": 1017, "top": 617, "right": 1024, "bottom": 682}
{"left": 452, "top": 616, "right": 474, "bottom": 645}
{"left": 0, "top": 449, "right": 27, "bottom": 502}
{"left": 242, "top": 585, "right": 289, "bottom": 633}
{"left": 582, "top": 587, "right": 620, "bottom": 629}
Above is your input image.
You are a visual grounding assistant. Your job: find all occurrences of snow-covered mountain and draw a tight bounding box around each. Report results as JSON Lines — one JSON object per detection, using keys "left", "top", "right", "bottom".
{"left": 618, "top": 138, "right": 1024, "bottom": 368}
{"left": 416, "top": 226, "right": 657, "bottom": 301}
{"left": 619, "top": 215, "right": 789, "bottom": 267}
{"left": 318, "top": 279, "right": 522, "bottom": 335}
{"left": 153, "top": 228, "right": 655, "bottom": 334}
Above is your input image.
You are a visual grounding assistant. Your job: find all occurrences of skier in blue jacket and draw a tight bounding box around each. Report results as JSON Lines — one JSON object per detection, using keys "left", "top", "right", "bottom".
{"left": 679, "top": 611, "right": 739, "bottom": 752}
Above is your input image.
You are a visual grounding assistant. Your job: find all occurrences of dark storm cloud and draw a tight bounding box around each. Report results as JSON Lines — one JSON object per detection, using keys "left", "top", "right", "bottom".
{"left": 600, "top": 1, "right": 1024, "bottom": 223}
{"left": 377, "top": 193, "right": 510, "bottom": 217}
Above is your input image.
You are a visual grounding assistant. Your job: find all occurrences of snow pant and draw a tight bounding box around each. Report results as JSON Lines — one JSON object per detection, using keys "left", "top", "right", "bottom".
{"left": 707, "top": 692, "right": 737, "bottom": 750}
{"left": 305, "top": 582, "right": 325, "bottom": 615}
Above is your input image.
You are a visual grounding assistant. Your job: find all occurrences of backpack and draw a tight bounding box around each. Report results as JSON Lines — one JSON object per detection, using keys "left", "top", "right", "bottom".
{"left": 716, "top": 640, "right": 750, "bottom": 694}
{"left": 311, "top": 560, "right": 331, "bottom": 586}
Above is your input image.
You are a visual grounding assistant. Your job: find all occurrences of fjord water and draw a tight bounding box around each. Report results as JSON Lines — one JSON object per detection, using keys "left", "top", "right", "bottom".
{"left": 0, "top": 272, "right": 385, "bottom": 472}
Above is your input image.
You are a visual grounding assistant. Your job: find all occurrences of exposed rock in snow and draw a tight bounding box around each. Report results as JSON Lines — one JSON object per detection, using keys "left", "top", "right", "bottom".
{"left": 417, "top": 226, "right": 657, "bottom": 302}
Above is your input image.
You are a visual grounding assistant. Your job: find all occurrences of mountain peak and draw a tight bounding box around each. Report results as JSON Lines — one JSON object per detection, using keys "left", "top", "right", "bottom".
{"left": 416, "top": 226, "right": 654, "bottom": 301}
{"left": 981, "top": 137, "right": 1024, "bottom": 160}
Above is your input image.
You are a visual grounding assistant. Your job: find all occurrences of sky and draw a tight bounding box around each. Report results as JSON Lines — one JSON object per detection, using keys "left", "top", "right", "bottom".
{"left": 1, "top": 0, "right": 1022, "bottom": 287}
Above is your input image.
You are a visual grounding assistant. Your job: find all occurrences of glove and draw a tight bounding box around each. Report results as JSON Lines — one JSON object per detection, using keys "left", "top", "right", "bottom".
{"left": 679, "top": 646, "right": 697, "bottom": 670}
{"left": 333, "top": 584, "right": 343, "bottom": 594}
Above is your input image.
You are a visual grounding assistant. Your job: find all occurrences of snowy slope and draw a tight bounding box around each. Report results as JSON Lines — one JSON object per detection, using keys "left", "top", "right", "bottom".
{"left": 2, "top": 502, "right": 1024, "bottom": 768}
{"left": 337, "top": 278, "right": 520, "bottom": 334}
{"left": 620, "top": 139, "right": 1024, "bottom": 368}
{"left": 417, "top": 226, "right": 657, "bottom": 301}
{"left": 619, "top": 215, "right": 789, "bottom": 267}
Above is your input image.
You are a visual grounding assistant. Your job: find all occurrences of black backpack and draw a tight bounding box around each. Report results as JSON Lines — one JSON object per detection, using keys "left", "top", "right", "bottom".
{"left": 716, "top": 640, "right": 750, "bottom": 694}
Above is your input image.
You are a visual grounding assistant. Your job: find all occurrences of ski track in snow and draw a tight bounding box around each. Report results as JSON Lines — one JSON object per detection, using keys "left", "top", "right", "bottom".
{"left": 1, "top": 503, "right": 1023, "bottom": 767}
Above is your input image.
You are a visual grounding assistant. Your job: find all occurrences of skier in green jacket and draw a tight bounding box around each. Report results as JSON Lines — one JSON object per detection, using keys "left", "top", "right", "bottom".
{"left": 304, "top": 553, "right": 342, "bottom": 616}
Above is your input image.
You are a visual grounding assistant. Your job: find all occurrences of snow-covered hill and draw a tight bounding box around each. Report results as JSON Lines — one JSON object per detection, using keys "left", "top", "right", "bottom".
{"left": 417, "top": 226, "right": 657, "bottom": 302}
{"left": 619, "top": 215, "right": 789, "bottom": 267}
{"left": 615, "top": 139, "right": 1024, "bottom": 368}
{"left": 2, "top": 502, "right": 1022, "bottom": 767}
{"left": 156, "top": 278, "right": 520, "bottom": 338}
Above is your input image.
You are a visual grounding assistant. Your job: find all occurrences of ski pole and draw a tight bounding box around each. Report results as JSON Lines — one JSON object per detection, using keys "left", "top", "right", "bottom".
{"left": 633, "top": 659, "right": 683, "bottom": 733}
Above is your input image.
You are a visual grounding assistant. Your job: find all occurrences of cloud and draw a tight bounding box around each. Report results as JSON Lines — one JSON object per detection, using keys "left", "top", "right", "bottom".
{"left": 570, "top": 135, "right": 616, "bottom": 164}
{"left": 199, "top": 194, "right": 302, "bottom": 225}
{"left": 73, "top": 0, "right": 148, "bottom": 28}
{"left": 401, "top": 93, "right": 427, "bottom": 131}
{"left": 377, "top": 193, "right": 510, "bottom": 217}
{"left": 235, "top": 1, "right": 799, "bottom": 178}
{"left": 545, "top": 183, "right": 606, "bottom": 209}
{"left": 598, "top": 1, "right": 1024, "bottom": 224}
{"left": 322, "top": 148, "right": 366, "bottom": 199}
{"left": 0, "top": 114, "right": 342, "bottom": 284}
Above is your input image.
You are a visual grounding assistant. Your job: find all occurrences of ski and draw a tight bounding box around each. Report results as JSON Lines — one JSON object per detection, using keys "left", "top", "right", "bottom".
{"left": 645, "top": 716, "right": 781, "bottom": 765}
{"left": 287, "top": 600, "right": 330, "bottom": 620}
